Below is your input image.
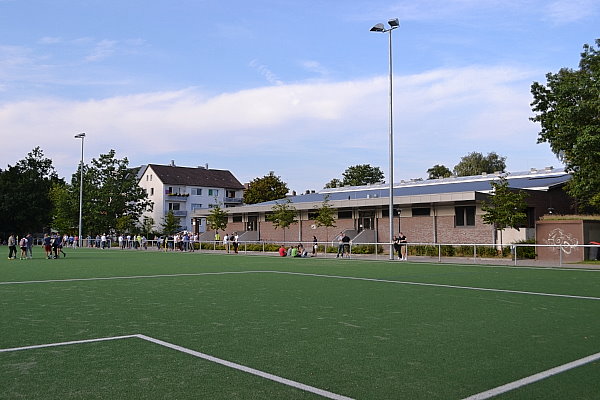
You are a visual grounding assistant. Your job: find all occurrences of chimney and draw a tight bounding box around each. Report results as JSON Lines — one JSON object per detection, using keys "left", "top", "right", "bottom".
{"left": 169, "top": 160, "right": 175, "bottom": 167}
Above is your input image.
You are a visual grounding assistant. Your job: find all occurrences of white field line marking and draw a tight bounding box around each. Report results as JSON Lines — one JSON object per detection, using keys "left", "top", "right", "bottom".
{"left": 268, "top": 271, "right": 600, "bottom": 301}
{"left": 1, "top": 270, "right": 599, "bottom": 301}
{"left": 462, "top": 351, "right": 600, "bottom": 400}
{"left": 0, "top": 271, "right": 261, "bottom": 285}
{"left": 137, "top": 334, "right": 354, "bottom": 400}
{"left": 0, "top": 334, "right": 139, "bottom": 353}
{"left": 0, "top": 333, "right": 354, "bottom": 400}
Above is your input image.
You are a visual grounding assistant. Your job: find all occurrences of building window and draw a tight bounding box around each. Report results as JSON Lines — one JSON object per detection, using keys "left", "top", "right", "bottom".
{"left": 191, "top": 203, "right": 203, "bottom": 211}
{"left": 412, "top": 207, "right": 430, "bottom": 216}
{"left": 226, "top": 190, "right": 236, "bottom": 198}
{"left": 168, "top": 203, "right": 181, "bottom": 211}
{"left": 150, "top": 188, "right": 154, "bottom": 196}
{"left": 455, "top": 206, "right": 475, "bottom": 226}
{"left": 381, "top": 208, "right": 401, "bottom": 217}
{"left": 208, "top": 189, "right": 219, "bottom": 196}
{"left": 232, "top": 215, "right": 243, "bottom": 223}
{"left": 192, "top": 188, "right": 202, "bottom": 195}
{"left": 337, "top": 210, "right": 353, "bottom": 219}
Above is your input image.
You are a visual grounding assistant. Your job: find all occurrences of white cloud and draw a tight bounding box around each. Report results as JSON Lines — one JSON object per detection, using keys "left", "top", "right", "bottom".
{"left": 39, "top": 37, "right": 63, "bottom": 44}
{"left": 249, "top": 59, "right": 284, "bottom": 86}
{"left": 543, "top": 0, "right": 599, "bottom": 24}
{"left": 85, "top": 40, "right": 118, "bottom": 62}
{"left": 302, "top": 60, "right": 330, "bottom": 77}
{"left": 0, "top": 64, "right": 557, "bottom": 190}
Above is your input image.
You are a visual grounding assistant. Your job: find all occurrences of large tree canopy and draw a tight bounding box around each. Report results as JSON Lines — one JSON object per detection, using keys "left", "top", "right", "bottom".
{"left": 243, "top": 171, "right": 289, "bottom": 204}
{"left": 325, "top": 164, "right": 384, "bottom": 188}
{"left": 65, "top": 150, "right": 153, "bottom": 235}
{"left": 453, "top": 152, "right": 506, "bottom": 177}
{"left": 530, "top": 39, "right": 600, "bottom": 212}
{"left": 427, "top": 164, "right": 452, "bottom": 180}
{"left": 0, "top": 147, "right": 62, "bottom": 235}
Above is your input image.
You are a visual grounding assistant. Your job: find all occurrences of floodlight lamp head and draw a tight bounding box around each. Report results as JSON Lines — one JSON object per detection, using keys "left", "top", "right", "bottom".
{"left": 74, "top": 132, "right": 86, "bottom": 139}
{"left": 388, "top": 18, "right": 399, "bottom": 28}
{"left": 370, "top": 23, "right": 385, "bottom": 32}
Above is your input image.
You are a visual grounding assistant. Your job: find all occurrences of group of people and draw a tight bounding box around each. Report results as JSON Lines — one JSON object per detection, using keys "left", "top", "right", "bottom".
{"left": 393, "top": 232, "right": 408, "bottom": 260}
{"left": 7, "top": 233, "right": 33, "bottom": 260}
{"left": 6, "top": 232, "right": 67, "bottom": 260}
{"left": 220, "top": 232, "right": 240, "bottom": 253}
{"left": 336, "top": 232, "right": 352, "bottom": 258}
{"left": 278, "top": 243, "right": 310, "bottom": 258}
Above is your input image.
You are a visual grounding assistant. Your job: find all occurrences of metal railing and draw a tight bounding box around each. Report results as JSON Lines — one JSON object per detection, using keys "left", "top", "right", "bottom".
{"left": 64, "top": 239, "right": 600, "bottom": 267}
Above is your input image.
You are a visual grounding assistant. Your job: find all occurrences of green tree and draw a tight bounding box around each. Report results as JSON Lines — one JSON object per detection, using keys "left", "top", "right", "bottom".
{"left": 161, "top": 211, "right": 181, "bottom": 235}
{"left": 313, "top": 194, "right": 336, "bottom": 241}
{"left": 141, "top": 216, "right": 155, "bottom": 236}
{"left": 75, "top": 150, "right": 153, "bottom": 235}
{"left": 48, "top": 181, "right": 78, "bottom": 234}
{"left": 206, "top": 203, "right": 229, "bottom": 234}
{"left": 481, "top": 176, "right": 528, "bottom": 248}
{"left": 0, "top": 147, "right": 63, "bottom": 235}
{"left": 342, "top": 164, "right": 384, "bottom": 186}
{"left": 267, "top": 198, "right": 297, "bottom": 242}
{"left": 324, "top": 178, "right": 343, "bottom": 189}
{"left": 243, "top": 171, "right": 289, "bottom": 205}
{"left": 427, "top": 164, "right": 452, "bottom": 179}
{"left": 116, "top": 215, "right": 136, "bottom": 235}
{"left": 530, "top": 39, "right": 600, "bottom": 212}
{"left": 453, "top": 152, "right": 506, "bottom": 177}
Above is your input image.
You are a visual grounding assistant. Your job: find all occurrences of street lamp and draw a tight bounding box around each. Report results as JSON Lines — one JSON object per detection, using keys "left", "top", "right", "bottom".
{"left": 371, "top": 18, "right": 399, "bottom": 260}
{"left": 74, "top": 132, "right": 86, "bottom": 247}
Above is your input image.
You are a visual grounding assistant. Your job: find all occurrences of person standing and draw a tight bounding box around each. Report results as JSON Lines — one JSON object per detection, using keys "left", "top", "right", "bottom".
{"left": 312, "top": 236, "right": 318, "bottom": 257}
{"left": 393, "top": 235, "right": 401, "bottom": 260}
{"left": 336, "top": 232, "right": 344, "bottom": 258}
{"left": 53, "top": 233, "right": 66, "bottom": 258}
{"left": 341, "top": 233, "right": 351, "bottom": 258}
{"left": 43, "top": 233, "right": 52, "bottom": 259}
{"left": 26, "top": 233, "right": 33, "bottom": 259}
{"left": 7, "top": 233, "right": 17, "bottom": 260}
{"left": 19, "top": 236, "right": 28, "bottom": 260}
{"left": 398, "top": 232, "right": 408, "bottom": 260}
{"left": 232, "top": 232, "right": 239, "bottom": 254}
{"left": 223, "top": 233, "right": 229, "bottom": 253}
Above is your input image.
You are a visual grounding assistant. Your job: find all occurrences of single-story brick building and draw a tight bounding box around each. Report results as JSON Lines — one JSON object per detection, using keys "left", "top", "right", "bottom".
{"left": 193, "top": 167, "right": 574, "bottom": 245}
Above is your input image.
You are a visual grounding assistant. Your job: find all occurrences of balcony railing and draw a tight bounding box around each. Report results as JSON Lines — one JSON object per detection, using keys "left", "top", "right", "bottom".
{"left": 224, "top": 197, "right": 243, "bottom": 204}
{"left": 169, "top": 210, "right": 187, "bottom": 217}
{"left": 165, "top": 193, "right": 189, "bottom": 201}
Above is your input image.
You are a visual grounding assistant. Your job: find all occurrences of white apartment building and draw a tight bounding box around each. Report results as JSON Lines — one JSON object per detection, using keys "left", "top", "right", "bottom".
{"left": 138, "top": 162, "right": 245, "bottom": 233}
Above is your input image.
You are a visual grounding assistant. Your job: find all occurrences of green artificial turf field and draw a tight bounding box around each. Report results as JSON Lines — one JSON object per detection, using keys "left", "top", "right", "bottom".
{"left": 1, "top": 248, "right": 599, "bottom": 399}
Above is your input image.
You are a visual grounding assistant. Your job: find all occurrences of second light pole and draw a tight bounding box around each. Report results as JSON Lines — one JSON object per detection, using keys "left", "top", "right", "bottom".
{"left": 371, "top": 18, "right": 399, "bottom": 260}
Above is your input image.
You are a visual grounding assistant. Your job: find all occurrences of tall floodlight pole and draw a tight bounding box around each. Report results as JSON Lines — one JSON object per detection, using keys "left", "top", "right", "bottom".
{"left": 74, "top": 133, "right": 86, "bottom": 247}
{"left": 371, "top": 18, "right": 399, "bottom": 260}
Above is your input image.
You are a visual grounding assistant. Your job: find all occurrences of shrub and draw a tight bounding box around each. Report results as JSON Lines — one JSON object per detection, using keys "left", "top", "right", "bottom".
{"left": 513, "top": 239, "right": 537, "bottom": 259}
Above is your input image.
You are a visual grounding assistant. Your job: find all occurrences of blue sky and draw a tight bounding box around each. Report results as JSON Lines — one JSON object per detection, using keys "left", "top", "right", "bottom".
{"left": 1, "top": 0, "right": 598, "bottom": 193}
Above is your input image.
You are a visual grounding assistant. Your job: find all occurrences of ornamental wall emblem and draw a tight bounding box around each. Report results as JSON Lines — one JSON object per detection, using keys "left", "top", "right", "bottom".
{"left": 546, "top": 228, "right": 579, "bottom": 254}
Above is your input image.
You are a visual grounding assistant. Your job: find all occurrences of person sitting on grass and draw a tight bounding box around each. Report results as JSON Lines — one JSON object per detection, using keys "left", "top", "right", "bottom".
{"left": 279, "top": 245, "right": 287, "bottom": 257}
{"left": 291, "top": 246, "right": 298, "bottom": 257}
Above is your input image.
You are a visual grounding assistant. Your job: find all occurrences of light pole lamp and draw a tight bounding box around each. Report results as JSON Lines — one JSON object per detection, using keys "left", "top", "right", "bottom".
{"left": 371, "top": 18, "right": 399, "bottom": 260}
{"left": 74, "top": 132, "right": 86, "bottom": 246}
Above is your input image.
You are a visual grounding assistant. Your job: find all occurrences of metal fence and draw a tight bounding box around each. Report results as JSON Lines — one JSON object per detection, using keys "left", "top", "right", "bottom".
{"left": 68, "top": 239, "right": 600, "bottom": 268}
